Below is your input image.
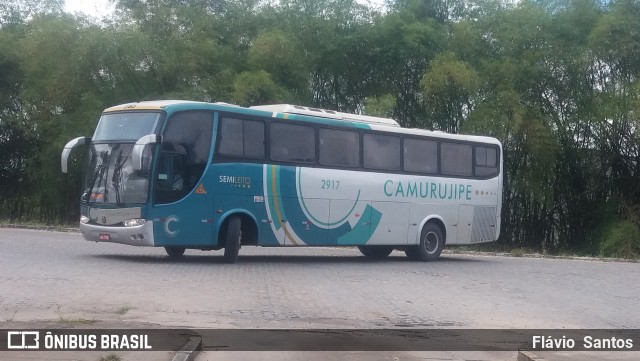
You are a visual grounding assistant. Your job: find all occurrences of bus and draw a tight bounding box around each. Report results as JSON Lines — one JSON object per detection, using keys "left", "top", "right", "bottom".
{"left": 61, "top": 100, "right": 502, "bottom": 263}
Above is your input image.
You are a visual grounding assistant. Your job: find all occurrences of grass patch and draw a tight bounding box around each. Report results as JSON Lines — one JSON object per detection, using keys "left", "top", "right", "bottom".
{"left": 599, "top": 219, "right": 640, "bottom": 259}
{"left": 58, "top": 315, "right": 96, "bottom": 325}
{"left": 98, "top": 353, "right": 122, "bottom": 361}
{"left": 115, "top": 306, "right": 133, "bottom": 315}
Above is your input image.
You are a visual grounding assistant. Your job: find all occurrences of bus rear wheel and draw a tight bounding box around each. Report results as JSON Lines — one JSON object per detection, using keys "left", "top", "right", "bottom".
{"left": 406, "top": 223, "right": 444, "bottom": 261}
{"left": 223, "top": 216, "right": 242, "bottom": 263}
{"left": 358, "top": 245, "right": 394, "bottom": 259}
{"left": 165, "top": 247, "right": 185, "bottom": 259}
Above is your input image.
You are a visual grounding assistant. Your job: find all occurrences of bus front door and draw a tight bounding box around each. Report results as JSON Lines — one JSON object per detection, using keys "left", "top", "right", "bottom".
{"left": 150, "top": 110, "right": 215, "bottom": 248}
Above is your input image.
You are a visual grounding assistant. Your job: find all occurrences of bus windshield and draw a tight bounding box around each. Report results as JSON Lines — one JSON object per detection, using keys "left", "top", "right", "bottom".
{"left": 82, "top": 143, "right": 154, "bottom": 205}
{"left": 93, "top": 112, "right": 161, "bottom": 141}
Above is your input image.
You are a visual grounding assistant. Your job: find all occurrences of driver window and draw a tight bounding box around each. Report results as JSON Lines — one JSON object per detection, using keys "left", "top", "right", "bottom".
{"left": 154, "top": 111, "right": 213, "bottom": 204}
{"left": 156, "top": 144, "right": 186, "bottom": 191}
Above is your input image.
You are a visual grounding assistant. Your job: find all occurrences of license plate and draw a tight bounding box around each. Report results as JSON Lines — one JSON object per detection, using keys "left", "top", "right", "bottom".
{"left": 99, "top": 233, "right": 110, "bottom": 241}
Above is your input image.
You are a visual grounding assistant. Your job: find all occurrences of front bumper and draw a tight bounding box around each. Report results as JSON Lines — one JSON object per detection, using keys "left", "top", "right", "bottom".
{"left": 79, "top": 220, "right": 155, "bottom": 247}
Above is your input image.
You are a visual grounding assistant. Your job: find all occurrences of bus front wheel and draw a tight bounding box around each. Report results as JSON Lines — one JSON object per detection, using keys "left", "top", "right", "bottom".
{"left": 165, "top": 247, "right": 185, "bottom": 259}
{"left": 358, "top": 245, "right": 394, "bottom": 259}
{"left": 406, "top": 223, "right": 444, "bottom": 261}
{"left": 223, "top": 216, "right": 242, "bottom": 263}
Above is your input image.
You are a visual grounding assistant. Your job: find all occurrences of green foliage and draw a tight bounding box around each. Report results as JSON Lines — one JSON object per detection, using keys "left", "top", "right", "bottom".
{"left": 420, "top": 52, "right": 479, "bottom": 133}
{"left": 231, "top": 70, "right": 290, "bottom": 106}
{"left": 600, "top": 220, "right": 640, "bottom": 259}
{"left": 0, "top": 0, "right": 63, "bottom": 27}
{"left": 589, "top": 0, "right": 640, "bottom": 76}
{"left": 363, "top": 94, "right": 396, "bottom": 118}
{"left": 248, "top": 30, "right": 309, "bottom": 100}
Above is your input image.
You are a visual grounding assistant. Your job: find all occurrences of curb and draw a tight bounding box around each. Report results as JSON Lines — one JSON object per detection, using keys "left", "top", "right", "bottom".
{"left": 172, "top": 335, "right": 202, "bottom": 361}
{"left": 442, "top": 249, "right": 638, "bottom": 263}
{"left": 0, "top": 224, "right": 80, "bottom": 233}
{"left": 517, "top": 350, "right": 548, "bottom": 361}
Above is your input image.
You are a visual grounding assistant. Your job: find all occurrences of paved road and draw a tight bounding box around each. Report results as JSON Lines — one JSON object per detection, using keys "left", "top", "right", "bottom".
{"left": 0, "top": 227, "right": 639, "bottom": 360}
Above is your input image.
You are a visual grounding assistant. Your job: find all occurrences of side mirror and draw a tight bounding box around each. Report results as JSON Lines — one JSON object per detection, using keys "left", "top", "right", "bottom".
{"left": 132, "top": 134, "right": 161, "bottom": 171}
{"left": 61, "top": 136, "right": 90, "bottom": 173}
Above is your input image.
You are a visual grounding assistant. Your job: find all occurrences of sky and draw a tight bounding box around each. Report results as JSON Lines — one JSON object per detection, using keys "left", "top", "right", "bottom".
{"left": 64, "top": 0, "right": 117, "bottom": 19}
{"left": 64, "top": 0, "right": 385, "bottom": 19}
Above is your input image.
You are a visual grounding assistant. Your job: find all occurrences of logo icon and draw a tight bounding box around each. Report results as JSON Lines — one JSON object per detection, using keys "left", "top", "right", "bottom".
{"left": 7, "top": 331, "right": 40, "bottom": 349}
{"left": 195, "top": 184, "right": 207, "bottom": 194}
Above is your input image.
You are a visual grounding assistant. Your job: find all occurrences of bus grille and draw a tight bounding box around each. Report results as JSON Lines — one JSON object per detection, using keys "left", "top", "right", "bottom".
{"left": 472, "top": 206, "right": 496, "bottom": 242}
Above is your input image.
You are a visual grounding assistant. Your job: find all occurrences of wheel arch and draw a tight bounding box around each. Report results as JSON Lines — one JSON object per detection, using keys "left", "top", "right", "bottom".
{"left": 416, "top": 215, "right": 447, "bottom": 246}
{"left": 216, "top": 209, "right": 260, "bottom": 247}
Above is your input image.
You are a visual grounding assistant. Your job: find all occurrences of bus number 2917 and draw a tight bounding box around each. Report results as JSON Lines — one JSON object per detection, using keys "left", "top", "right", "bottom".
{"left": 321, "top": 180, "right": 340, "bottom": 190}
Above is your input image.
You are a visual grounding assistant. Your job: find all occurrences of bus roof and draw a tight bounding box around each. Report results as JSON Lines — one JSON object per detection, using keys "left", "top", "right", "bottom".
{"left": 103, "top": 100, "right": 238, "bottom": 112}
{"left": 249, "top": 104, "right": 400, "bottom": 127}
{"left": 371, "top": 125, "right": 502, "bottom": 146}
{"left": 102, "top": 100, "right": 501, "bottom": 147}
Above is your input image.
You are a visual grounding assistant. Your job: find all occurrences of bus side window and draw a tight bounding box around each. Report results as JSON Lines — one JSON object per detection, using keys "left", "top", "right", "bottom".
{"left": 404, "top": 138, "right": 437, "bottom": 174}
{"left": 319, "top": 128, "right": 359, "bottom": 168}
{"left": 269, "top": 123, "right": 315, "bottom": 164}
{"left": 218, "top": 117, "right": 265, "bottom": 160}
{"left": 440, "top": 142, "right": 473, "bottom": 177}
{"left": 243, "top": 120, "right": 265, "bottom": 159}
{"left": 475, "top": 146, "right": 498, "bottom": 177}
{"left": 156, "top": 143, "right": 187, "bottom": 191}
{"left": 363, "top": 133, "right": 401, "bottom": 171}
{"left": 218, "top": 118, "right": 243, "bottom": 156}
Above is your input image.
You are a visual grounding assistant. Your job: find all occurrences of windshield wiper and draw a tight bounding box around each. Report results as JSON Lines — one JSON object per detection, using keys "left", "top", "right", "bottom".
{"left": 83, "top": 150, "right": 108, "bottom": 204}
{"left": 111, "top": 148, "right": 128, "bottom": 207}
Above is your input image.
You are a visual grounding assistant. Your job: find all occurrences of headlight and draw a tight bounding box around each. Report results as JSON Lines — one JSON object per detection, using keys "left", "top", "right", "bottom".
{"left": 123, "top": 218, "right": 147, "bottom": 227}
{"left": 80, "top": 216, "right": 90, "bottom": 224}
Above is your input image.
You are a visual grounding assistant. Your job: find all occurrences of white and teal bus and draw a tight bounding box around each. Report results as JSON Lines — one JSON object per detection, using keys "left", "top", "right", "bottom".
{"left": 61, "top": 100, "right": 502, "bottom": 263}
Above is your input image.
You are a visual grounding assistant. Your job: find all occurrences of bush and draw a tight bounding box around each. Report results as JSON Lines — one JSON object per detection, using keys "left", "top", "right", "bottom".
{"left": 599, "top": 220, "right": 640, "bottom": 259}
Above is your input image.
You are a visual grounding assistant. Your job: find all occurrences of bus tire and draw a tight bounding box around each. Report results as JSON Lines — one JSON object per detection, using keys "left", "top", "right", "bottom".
{"left": 223, "top": 216, "right": 242, "bottom": 263}
{"left": 358, "top": 245, "right": 394, "bottom": 259}
{"left": 406, "top": 223, "right": 444, "bottom": 261}
{"left": 165, "top": 247, "right": 185, "bottom": 258}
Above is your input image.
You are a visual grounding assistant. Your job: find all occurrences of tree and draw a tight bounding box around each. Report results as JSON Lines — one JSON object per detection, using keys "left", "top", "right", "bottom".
{"left": 420, "top": 52, "right": 479, "bottom": 133}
